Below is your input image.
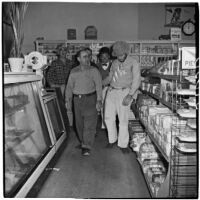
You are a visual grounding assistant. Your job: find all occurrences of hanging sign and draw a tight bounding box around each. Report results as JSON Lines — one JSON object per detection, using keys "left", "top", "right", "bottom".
{"left": 181, "top": 47, "right": 196, "bottom": 69}
{"left": 67, "top": 29, "right": 76, "bottom": 40}
{"left": 85, "top": 26, "right": 97, "bottom": 40}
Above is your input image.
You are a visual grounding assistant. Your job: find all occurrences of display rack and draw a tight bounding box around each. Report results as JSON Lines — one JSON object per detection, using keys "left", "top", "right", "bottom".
{"left": 4, "top": 73, "right": 67, "bottom": 197}
{"left": 35, "top": 39, "right": 195, "bottom": 68}
{"left": 134, "top": 45, "right": 197, "bottom": 198}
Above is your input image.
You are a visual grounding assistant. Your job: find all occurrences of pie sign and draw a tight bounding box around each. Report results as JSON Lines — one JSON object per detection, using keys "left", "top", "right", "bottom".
{"left": 181, "top": 47, "right": 196, "bottom": 69}
{"left": 85, "top": 26, "right": 97, "bottom": 40}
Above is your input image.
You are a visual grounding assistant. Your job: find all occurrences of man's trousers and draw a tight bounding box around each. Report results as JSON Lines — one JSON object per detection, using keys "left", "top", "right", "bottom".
{"left": 74, "top": 93, "right": 97, "bottom": 150}
{"left": 104, "top": 88, "right": 130, "bottom": 148}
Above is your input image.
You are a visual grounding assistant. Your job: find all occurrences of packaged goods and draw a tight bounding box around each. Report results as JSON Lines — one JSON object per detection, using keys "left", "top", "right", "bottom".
{"left": 160, "top": 114, "right": 175, "bottom": 130}
{"left": 139, "top": 146, "right": 159, "bottom": 161}
{"left": 150, "top": 182, "right": 161, "bottom": 196}
{"left": 147, "top": 105, "right": 171, "bottom": 117}
{"left": 177, "top": 126, "right": 196, "bottom": 142}
{"left": 176, "top": 141, "right": 197, "bottom": 151}
{"left": 130, "top": 137, "right": 146, "bottom": 152}
{"left": 147, "top": 167, "right": 165, "bottom": 181}
{"left": 187, "top": 118, "right": 196, "bottom": 129}
{"left": 139, "top": 151, "right": 159, "bottom": 162}
{"left": 152, "top": 173, "right": 166, "bottom": 184}
{"left": 139, "top": 142, "right": 156, "bottom": 153}
{"left": 177, "top": 109, "right": 196, "bottom": 118}
{"left": 142, "top": 160, "right": 165, "bottom": 173}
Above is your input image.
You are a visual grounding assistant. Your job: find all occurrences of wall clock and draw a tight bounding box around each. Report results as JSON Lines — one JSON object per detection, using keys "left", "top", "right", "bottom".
{"left": 182, "top": 19, "right": 195, "bottom": 36}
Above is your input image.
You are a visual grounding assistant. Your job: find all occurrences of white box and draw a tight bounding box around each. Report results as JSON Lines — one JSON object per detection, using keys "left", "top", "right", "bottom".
{"left": 170, "top": 28, "right": 182, "bottom": 41}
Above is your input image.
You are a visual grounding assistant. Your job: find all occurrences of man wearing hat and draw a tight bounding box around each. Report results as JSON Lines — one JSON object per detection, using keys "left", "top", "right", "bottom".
{"left": 103, "top": 41, "right": 141, "bottom": 153}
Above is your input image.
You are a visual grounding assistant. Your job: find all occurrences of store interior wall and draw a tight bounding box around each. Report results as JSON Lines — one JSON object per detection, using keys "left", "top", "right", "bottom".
{"left": 3, "top": 23, "right": 13, "bottom": 63}
{"left": 138, "top": 3, "right": 196, "bottom": 40}
{"left": 22, "top": 2, "right": 139, "bottom": 54}
{"left": 3, "top": 2, "right": 195, "bottom": 55}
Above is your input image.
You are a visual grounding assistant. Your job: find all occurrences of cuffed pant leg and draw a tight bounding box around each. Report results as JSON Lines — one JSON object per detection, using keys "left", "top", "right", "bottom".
{"left": 82, "top": 94, "right": 98, "bottom": 150}
{"left": 104, "top": 90, "right": 117, "bottom": 144}
{"left": 116, "top": 89, "right": 130, "bottom": 148}
{"left": 82, "top": 112, "right": 97, "bottom": 150}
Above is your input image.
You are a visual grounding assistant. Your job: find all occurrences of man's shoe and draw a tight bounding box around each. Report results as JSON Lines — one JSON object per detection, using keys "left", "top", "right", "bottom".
{"left": 82, "top": 148, "right": 90, "bottom": 156}
{"left": 106, "top": 142, "right": 117, "bottom": 148}
{"left": 120, "top": 147, "right": 130, "bottom": 154}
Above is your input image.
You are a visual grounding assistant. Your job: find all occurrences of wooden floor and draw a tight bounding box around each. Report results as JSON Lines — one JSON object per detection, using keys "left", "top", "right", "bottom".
{"left": 27, "top": 129, "right": 150, "bottom": 198}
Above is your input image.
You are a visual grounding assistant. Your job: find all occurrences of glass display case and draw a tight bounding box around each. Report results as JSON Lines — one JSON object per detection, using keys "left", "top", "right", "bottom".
{"left": 4, "top": 73, "right": 57, "bottom": 197}
{"left": 41, "top": 89, "right": 67, "bottom": 150}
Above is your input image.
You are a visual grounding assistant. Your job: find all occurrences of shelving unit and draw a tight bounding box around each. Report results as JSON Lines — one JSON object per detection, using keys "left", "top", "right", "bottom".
{"left": 35, "top": 39, "right": 195, "bottom": 68}
{"left": 139, "top": 89, "right": 177, "bottom": 111}
{"left": 134, "top": 45, "right": 197, "bottom": 198}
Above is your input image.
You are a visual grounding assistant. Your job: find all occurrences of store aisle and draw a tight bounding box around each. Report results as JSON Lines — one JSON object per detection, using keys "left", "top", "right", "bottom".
{"left": 30, "top": 129, "right": 150, "bottom": 198}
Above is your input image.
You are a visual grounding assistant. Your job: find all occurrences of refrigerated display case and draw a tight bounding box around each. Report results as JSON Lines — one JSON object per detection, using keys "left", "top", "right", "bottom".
{"left": 40, "top": 88, "right": 67, "bottom": 151}
{"left": 4, "top": 72, "right": 66, "bottom": 197}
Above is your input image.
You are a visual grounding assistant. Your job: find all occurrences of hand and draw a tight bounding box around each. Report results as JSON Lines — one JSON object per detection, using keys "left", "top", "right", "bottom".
{"left": 96, "top": 100, "right": 102, "bottom": 112}
{"left": 65, "top": 98, "right": 72, "bottom": 111}
{"left": 122, "top": 94, "right": 133, "bottom": 106}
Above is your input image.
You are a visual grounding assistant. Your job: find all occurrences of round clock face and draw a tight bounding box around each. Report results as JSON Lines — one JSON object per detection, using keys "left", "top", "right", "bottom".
{"left": 182, "top": 20, "right": 195, "bottom": 36}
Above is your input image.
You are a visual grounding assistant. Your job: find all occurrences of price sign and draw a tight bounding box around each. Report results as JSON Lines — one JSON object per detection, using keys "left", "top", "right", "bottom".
{"left": 181, "top": 47, "right": 196, "bottom": 69}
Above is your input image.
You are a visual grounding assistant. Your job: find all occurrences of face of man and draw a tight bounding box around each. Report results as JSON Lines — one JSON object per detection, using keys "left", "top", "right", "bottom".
{"left": 78, "top": 51, "right": 90, "bottom": 66}
{"left": 86, "top": 50, "right": 92, "bottom": 61}
{"left": 59, "top": 48, "right": 67, "bottom": 58}
{"left": 117, "top": 53, "right": 127, "bottom": 63}
{"left": 100, "top": 53, "right": 110, "bottom": 64}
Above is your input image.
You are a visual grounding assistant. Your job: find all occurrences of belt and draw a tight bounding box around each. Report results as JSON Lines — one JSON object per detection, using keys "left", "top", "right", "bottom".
{"left": 74, "top": 91, "right": 96, "bottom": 98}
{"left": 110, "top": 86, "right": 129, "bottom": 90}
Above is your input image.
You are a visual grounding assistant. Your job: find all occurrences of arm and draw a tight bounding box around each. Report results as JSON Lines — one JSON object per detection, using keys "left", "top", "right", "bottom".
{"left": 92, "top": 68, "right": 102, "bottom": 101}
{"left": 65, "top": 73, "right": 73, "bottom": 110}
{"left": 102, "top": 63, "right": 114, "bottom": 86}
{"left": 128, "top": 59, "right": 141, "bottom": 96}
{"left": 122, "top": 60, "right": 141, "bottom": 106}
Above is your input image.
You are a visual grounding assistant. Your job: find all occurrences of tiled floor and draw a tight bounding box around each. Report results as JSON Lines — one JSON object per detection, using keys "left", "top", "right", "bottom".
{"left": 28, "top": 129, "right": 150, "bottom": 198}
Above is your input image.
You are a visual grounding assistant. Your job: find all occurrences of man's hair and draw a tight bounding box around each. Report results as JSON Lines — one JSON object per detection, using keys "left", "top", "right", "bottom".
{"left": 112, "top": 41, "right": 129, "bottom": 57}
{"left": 98, "top": 47, "right": 110, "bottom": 56}
{"left": 76, "top": 48, "right": 88, "bottom": 58}
{"left": 84, "top": 47, "right": 92, "bottom": 54}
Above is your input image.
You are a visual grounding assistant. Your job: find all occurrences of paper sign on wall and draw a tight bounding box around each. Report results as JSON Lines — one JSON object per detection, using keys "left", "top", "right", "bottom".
{"left": 170, "top": 28, "right": 181, "bottom": 41}
{"left": 181, "top": 47, "right": 196, "bottom": 69}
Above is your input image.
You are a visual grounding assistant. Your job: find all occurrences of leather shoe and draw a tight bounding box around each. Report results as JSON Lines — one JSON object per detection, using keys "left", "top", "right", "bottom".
{"left": 82, "top": 148, "right": 90, "bottom": 156}
{"left": 106, "top": 142, "right": 117, "bottom": 148}
{"left": 120, "top": 147, "right": 130, "bottom": 154}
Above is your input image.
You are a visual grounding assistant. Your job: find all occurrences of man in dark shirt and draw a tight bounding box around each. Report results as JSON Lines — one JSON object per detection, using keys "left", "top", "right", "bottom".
{"left": 46, "top": 44, "right": 72, "bottom": 98}
{"left": 65, "top": 49, "right": 102, "bottom": 156}
{"left": 97, "top": 47, "right": 112, "bottom": 129}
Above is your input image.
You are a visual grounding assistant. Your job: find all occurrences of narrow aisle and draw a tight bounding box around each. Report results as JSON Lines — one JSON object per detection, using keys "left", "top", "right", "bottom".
{"left": 35, "top": 130, "right": 150, "bottom": 198}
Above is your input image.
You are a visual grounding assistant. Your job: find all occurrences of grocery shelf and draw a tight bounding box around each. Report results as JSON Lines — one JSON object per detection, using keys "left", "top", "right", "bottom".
{"left": 136, "top": 158, "right": 155, "bottom": 197}
{"left": 140, "top": 53, "right": 177, "bottom": 56}
{"left": 139, "top": 117, "right": 169, "bottom": 162}
{"left": 139, "top": 89, "right": 177, "bottom": 111}
{"left": 146, "top": 73, "right": 180, "bottom": 81}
